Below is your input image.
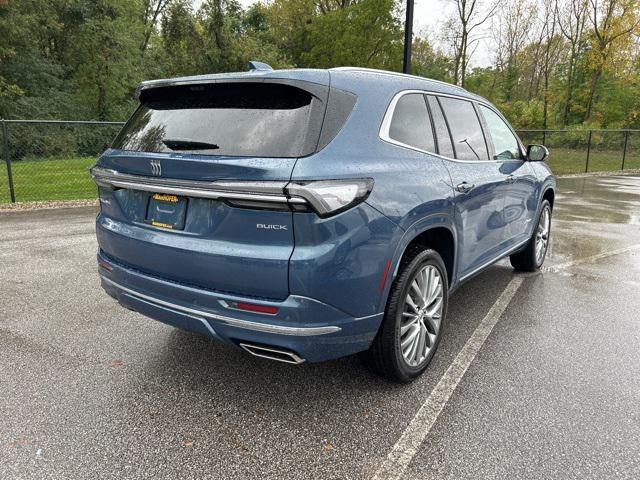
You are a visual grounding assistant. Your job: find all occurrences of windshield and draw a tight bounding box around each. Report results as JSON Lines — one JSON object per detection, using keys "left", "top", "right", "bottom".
{"left": 113, "top": 82, "right": 317, "bottom": 157}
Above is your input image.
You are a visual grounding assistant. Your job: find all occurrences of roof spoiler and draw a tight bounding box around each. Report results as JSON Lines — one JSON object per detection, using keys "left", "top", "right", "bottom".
{"left": 136, "top": 62, "right": 324, "bottom": 100}
{"left": 248, "top": 61, "right": 273, "bottom": 72}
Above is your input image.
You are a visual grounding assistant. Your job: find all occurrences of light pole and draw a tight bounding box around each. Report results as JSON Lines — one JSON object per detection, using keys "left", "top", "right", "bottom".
{"left": 402, "top": 0, "right": 415, "bottom": 74}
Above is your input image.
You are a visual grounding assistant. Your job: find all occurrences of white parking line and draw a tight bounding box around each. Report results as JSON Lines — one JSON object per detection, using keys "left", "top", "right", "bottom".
{"left": 373, "top": 243, "right": 640, "bottom": 479}
{"left": 372, "top": 276, "right": 524, "bottom": 480}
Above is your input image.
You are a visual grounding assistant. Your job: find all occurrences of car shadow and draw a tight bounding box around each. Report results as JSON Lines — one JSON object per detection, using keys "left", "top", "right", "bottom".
{"left": 134, "top": 263, "right": 518, "bottom": 414}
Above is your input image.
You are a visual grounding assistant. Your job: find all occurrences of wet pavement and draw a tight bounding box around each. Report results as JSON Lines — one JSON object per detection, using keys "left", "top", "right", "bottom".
{"left": 1, "top": 174, "right": 639, "bottom": 479}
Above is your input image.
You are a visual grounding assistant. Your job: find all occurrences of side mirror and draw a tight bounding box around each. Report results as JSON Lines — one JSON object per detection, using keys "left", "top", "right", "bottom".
{"left": 527, "top": 144, "right": 549, "bottom": 162}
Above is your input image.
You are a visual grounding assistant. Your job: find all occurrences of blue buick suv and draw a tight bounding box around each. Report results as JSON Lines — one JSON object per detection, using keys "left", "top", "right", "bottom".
{"left": 91, "top": 63, "right": 555, "bottom": 382}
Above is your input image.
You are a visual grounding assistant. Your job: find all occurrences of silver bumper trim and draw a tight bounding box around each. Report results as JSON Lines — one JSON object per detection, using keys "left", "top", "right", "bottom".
{"left": 100, "top": 275, "right": 342, "bottom": 336}
{"left": 90, "top": 166, "right": 307, "bottom": 204}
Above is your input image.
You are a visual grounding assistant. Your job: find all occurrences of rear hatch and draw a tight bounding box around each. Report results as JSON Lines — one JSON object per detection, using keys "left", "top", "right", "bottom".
{"left": 93, "top": 77, "right": 329, "bottom": 300}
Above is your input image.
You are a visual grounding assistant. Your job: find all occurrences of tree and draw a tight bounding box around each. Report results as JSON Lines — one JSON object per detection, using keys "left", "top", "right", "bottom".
{"left": 1, "top": 0, "right": 640, "bottom": 131}
{"left": 442, "top": 0, "right": 501, "bottom": 87}
{"left": 160, "top": 0, "right": 201, "bottom": 75}
{"left": 301, "top": 0, "right": 404, "bottom": 69}
{"left": 534, "top": 0, "right": 562, "bottom": 129}
{"left": 141, "top": 0, "right": 173, "bottom": 53}
{"left": 63, "top": 0, "right": 145, "bottom": 119}
{"left": 584, "top": 0, "right": 640, "bottom": 120}
{"left": 0, "top": 0, "right": 72, "bottom": 118}
{"left": 556, "top": 0, "right": 589, "bottom": 125}
{"left": 411, "top": 36, "right": 453, "bottom": 82}
{"left": 264, "top": 0, "right": 317, "bottom": 66}
{"left": 492, "top": 0, "right": 537, "bottom": 100}
{"left": 0, "top": 0, "right": 24, "bottom": 116}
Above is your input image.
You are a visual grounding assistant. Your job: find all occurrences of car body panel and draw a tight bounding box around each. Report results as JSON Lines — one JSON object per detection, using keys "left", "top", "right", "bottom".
{"left": 95, "top": 150, "right": 299, "bottom": 300}
{"left": 444, "top": 160, "right": 512, "bottom": 279}
{"left": 289, "top": 202, "right": 401, "bottom": 318}
{"left": 98, "top": 149, "right": 299, "bottom": 181}
{"left": 98, "top": 252, "right": 382, "bottom": 362}
{"left": 501, "top": 160, "right": 539, "bottom": 247}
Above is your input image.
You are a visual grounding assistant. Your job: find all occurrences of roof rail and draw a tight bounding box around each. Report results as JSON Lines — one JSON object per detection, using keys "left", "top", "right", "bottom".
{"left": 248, "top": 61, "right": 273, "bottom": 72}
{"left": 330, "top": 66, "right": 468, "bottom": 93}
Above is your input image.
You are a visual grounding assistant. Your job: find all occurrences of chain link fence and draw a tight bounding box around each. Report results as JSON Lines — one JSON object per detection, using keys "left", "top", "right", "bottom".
{"left": 1, "top": 121, "right": 640, "bottom": 204}
{"left": 517, "top": 129, "right": 640, "bottom": 175}
{"left": 1, "top": 120, "right": 124, "bottom": 204}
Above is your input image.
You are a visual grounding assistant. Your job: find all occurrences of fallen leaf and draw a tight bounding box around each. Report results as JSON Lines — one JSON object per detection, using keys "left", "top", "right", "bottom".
{"left": 237, "top": 443, "right": 250, "bottom": 453}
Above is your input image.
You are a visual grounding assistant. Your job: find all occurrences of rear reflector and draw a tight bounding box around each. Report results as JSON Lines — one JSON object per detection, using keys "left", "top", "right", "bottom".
{"left": 379, "top": 258, "right": 392, "bottom": 291}
{"left": 229, "top": 301, "right": 279, "bottom": 315}
{"left": 98, "top": 260, "right": 113, "bottom": 272}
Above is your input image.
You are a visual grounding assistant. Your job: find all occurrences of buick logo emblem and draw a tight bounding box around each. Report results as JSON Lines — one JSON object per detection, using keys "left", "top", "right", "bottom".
{"left": 150, "top": 159, "right": 162, "bottom": 176}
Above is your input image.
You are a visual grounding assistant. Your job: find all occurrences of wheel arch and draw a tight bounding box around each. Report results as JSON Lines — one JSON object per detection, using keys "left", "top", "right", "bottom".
{"left": 542, "top": 186, "right": 555, "bottom": 210}
{"left": 379, "top": 215, "right": 457, "bottom": 313}
{"left": 402, "top": 227, "right": 455, "bottom": 287}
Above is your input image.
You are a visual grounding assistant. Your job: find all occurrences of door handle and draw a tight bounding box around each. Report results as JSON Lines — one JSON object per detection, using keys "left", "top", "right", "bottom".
{"left": 506, "top": 174, "right": 516, "bottom": 184}
{"left": 455, "top": 182, "right": 475, "bottom": 194}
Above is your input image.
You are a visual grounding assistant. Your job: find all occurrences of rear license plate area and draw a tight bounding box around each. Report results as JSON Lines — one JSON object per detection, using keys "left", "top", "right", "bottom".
{"left": 146, "top": 193, "right": 187, "bottom": 230}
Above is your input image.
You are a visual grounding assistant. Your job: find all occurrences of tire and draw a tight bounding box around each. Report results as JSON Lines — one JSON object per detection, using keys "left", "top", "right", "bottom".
{"left": 361, "top": 246, "right": 449, "bottom": 383}
{"left": 510, "top": 199, "right": 552, "bottom": 272}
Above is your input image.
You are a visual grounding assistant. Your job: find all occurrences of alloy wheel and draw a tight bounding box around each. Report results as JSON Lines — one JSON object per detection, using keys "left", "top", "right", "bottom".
{"left": 535, "top": 206, "right": 551, "bottom": 265}
{"left": 400, "top": 265, "right": 444, "bottom": 367}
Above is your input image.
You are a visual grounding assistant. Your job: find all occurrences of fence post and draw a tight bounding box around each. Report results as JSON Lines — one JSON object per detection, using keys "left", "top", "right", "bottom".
{"left": 542, "top": 130, "right": 547, "bottom": 145}
{"left": 585, "top": 130, "right": 592, "bottom": 173}
{"left": 622, "top": 130, "right": 629, "bottom": 171}
{"left": 1, "top": 120, "right": 16, "bottom": 203}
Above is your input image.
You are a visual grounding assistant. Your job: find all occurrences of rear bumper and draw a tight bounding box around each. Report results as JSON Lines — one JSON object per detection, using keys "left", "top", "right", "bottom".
{"left": 98, "top": 252, "right": 382, "bottom": 362}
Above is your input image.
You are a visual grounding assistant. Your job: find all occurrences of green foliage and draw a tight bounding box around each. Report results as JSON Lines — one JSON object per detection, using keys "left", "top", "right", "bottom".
{"left": 0, "top": 0, "right": 639, "bottom": 131}
{"left": 5, "top": 122, "right": 123, "bottom": 161}
{"left": 301, "top": 0, "right": 403, "bottom": 70}
{"left": 64, "top": 0, "right": 145, "bottom": 119}
{"left": 409, "top": 37, "right": 452, "bottom": 82}
{"left": 0, "top": 0, "right": 143, "bottom": 120}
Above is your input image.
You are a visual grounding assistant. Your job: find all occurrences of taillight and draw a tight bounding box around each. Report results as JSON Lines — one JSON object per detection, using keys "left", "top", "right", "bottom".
{"left": 285, "top": 179, "right": 374, "bottom": 218}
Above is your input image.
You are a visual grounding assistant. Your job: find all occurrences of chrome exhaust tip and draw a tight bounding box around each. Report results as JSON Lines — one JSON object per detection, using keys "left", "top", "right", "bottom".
{"left": 239, "top": 343, "right": 306, "bottom": 365}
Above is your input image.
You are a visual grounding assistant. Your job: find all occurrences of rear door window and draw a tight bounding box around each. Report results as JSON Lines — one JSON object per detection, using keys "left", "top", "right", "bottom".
{"left": 113, "top": 83, "right": 322, "bottom": 158}
{"left": 427, "top": 96, "right": 455, "bottom": 158}
{"left": 388, "top": 93, "right": 436, "bottom": 152}
{"left": 478, "top": 105, "right": 522, "bottom": 160}
{"left": 438, "top": 97, "right": 489, "bottom": 161}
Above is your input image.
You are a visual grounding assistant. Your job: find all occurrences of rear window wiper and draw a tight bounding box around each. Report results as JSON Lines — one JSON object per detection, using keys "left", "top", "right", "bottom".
{"left": 162, "top": 139, "right": 220, "bottom": 151}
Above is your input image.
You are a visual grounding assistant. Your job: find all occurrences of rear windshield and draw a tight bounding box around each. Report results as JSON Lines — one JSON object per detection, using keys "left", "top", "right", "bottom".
{"left": 113, "top": 83, "right": 319, "bottom": 158}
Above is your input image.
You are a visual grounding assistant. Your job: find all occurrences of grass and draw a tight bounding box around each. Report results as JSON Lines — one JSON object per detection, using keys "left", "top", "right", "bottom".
{"left": 0, "top": 156, "right": 97, "bottom": 203}
{"left": 547, "top": 147, "right": 640, "bottom": 175}
{"left": 1, "top": 150, "right": 639, "bottom": 204}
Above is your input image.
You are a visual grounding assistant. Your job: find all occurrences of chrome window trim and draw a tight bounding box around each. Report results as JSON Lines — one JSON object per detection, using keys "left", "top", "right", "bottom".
{"left": 379, "top": 89, "right": 526, "bottom": 164}
{"left": 100, "top": 275, "right": 342, "bottom": 336}
{"left": 90, "top": 166, "right": 307, "bottom": 205}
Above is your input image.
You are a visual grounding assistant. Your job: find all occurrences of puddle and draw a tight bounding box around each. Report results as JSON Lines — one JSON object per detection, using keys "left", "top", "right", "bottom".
{"left": 546, "top": 175, "right": 640, "bottom": 268}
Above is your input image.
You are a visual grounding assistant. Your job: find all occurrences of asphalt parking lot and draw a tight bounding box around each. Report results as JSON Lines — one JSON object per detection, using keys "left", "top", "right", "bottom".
{"left": 1, "top": 174, "right": 639, "bottom": 480}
